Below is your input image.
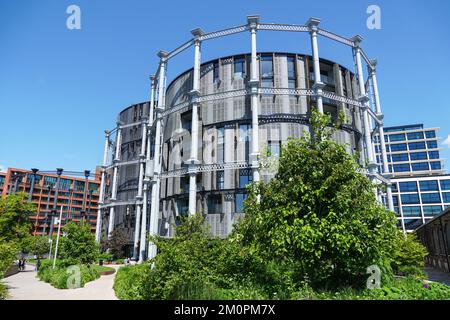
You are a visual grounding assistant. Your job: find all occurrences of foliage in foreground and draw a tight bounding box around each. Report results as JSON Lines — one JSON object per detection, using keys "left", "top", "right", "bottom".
{"left": 114, "top": 110, "right": 442, "bottom": 300}
{"left": 37, "top": 260, "right": 100, "bottom": 289}
{"left": 57, "top": 221, "right": 100, "bottom": 265}
{"left": 0, "top": 193, "right": 35, "bottom": 300}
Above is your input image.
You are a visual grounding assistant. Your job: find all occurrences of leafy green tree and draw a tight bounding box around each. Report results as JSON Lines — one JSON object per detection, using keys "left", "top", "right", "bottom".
{"left": 103, "top": 229, "right": 128, "bottom": 259}
{"left": 0, "top": 193, "right": 33, "bottom": 243}
{"left": 390, "top": 231, "right": 428, "bottom": 277}
{"left": 59, "top": 221, "right": 99, "bottom": 265}
{"left": 29, "top": 235, "right": 51, "bottom": 259}
{"left": 236, "top": 109, "right": 398, "bottom": 289}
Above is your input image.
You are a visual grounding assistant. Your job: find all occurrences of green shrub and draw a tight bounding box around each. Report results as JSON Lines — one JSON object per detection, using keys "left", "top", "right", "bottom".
{"left": 114, "top": 264, "right": 152, "bottom": 300}
{"left": 0, "top": 282, "right": 7, "bottom": 300}
{"left": 390, "top": 232, "right": 427, "bottom": 277}
{"left": 37, "top": 260, "right": 100, "bottom": 289}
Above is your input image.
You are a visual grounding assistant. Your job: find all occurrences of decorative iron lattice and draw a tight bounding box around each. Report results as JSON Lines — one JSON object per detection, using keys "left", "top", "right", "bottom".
{"left": 119, "top": 120, "right": 147, "bottom": 130}
{"left": 105, "top": 159, "right": 141, "bottom": 170}
{"left": 259, "top": 113, "right": 310, "bottom": 125}
{"left": 197, "top": 89, "right": 248, "bottom": 103}
{"left": 200, "top": 25, "right": 248, "bottom": 41}
{"left": 317, "top": 28, "right": 354, "bottom": 47}
{"left": 197, "top": 162, "right": 251, "bottom": 173}
{"left": 159, "top": 167, "right": 188, "bottom": 179}
{"left": 321, "top": 91, "right": 362, "bottom": 107}
{"left": 100, "top": 200, "right": 141, "bottom": 209}
{"left": 167, "top": 39, "right": 194, "bottom": 60}
{"left": 257, "top": 23, "right": 309, "bottom": 32}
{"left": 259, "top": 87, "right": 314, "bottom": 96}
{"left": 161, "top": 101, "right": 191, "bottom": 118}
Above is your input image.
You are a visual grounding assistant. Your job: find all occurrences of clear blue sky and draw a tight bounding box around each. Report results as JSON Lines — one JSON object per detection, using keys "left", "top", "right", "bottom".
{"left": 1, "top": 0, "right": 449, "bottom": 172}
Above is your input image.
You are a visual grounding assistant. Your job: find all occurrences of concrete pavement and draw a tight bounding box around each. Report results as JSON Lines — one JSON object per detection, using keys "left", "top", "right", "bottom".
{"left": 4, "top": 264, "right": 120, "bottom": 300}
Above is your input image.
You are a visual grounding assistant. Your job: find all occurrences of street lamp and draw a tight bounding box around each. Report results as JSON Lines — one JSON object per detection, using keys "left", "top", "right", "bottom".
{"left": 43, "top": 184, "right": 53, "bottom": 235}
{"left": 28, "top": 168, "right": 39, "bottom": 202}
{"left": 49, "top": 168, "right": 63, "bottom": 238}
{"left": 81, "top": 170, "right": 90, "bottom": 223}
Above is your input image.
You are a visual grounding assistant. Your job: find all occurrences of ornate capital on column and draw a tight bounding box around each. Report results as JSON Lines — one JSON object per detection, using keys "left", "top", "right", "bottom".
{"left": 247, "top": 15, "right": 260, "bottom": 30}
{"left": 305, "top": 17, "right": 320, "bottom": 32}
{"left": 191, "top": 28, "right": 205, "bottom": 39}
{"left": 312, "top": 82, "right": 326, "bottom": 91}
{"left": 157, "top": 50, "right": 169, "bottom": 61}
{"left": 104, "top": 129, "right": 110, "bottom": 137}
{"left": 351, "top": 35, "right": 363, "bottom": 48}
{"left": 369, "top": 59, "right": 378, "bottom": 74}
{"left": 248, "top": 79, "right": 259, "bottom": 92}
{"left": 188, "top": 89, "right": 201, "bottom": 99}
{"left": 357, "top": 94, "right": 370, "bottom": 104}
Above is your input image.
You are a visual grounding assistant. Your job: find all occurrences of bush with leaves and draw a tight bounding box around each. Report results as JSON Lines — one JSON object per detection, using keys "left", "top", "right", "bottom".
{"left": 390, "top": 231, "right": 427, "bottom": 277}
{"left": 236, "top": 109, "right": 398, "bottom": 289}
{"left": 58, "top": 221, "right": 100, "bottom": 265}
{"left": 37, "top": 260, "right": 100, "bottom": 289}
{"left": 102, "top": 229, "right": 128, "bottom": 259}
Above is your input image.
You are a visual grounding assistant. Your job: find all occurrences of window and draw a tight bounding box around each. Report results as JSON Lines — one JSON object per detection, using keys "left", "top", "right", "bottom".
{"left": 239, "top": 124, "right": 251, "bottom": 142}
{"left": 411, "top": 162, "right": 429, "bottom": 171}
{"left": 213, "top": 62, "right": 219, "bottom": 82}
{"left": 425, "top": 131, "right": 436, "bottom": 138}
{"left": 390, "top": 143, "right": 407, "bottom": 152}
{"left": 443, "top": 193, "right": 450, "bottom": 203}
{"left": 419, "top": 180, "right": 438, "bottom": 191}
{"left": 427, "top": 140, "right": 438, "bottom": 149}
{"left": 235, "top": 193, "right": 247, "bottom": 213}
{"left": 287, "top": 56, "right": 296, "bottom": 89}
{"left": 402, "top": 206, "right": 421, "bottom": 217}
{"left": 440, "top": 180, "right": 450, "bottom": 190}
{"left": 234, "top": 57, "right": 246, "bottom": 78}
{"left": 399, "top": 182, "right": 418, "bottom": 192}
{"left": 216, "top": 171, "right": 224, "bottom": 190}
{"left": 407, "top": 132, "right": 424, "bottom": 140}
{"left": 391, "top": 183, "right": 398, "bottom": 192}
{"left": 393, "top": 164, "right": 410, "bottom": 172}
{"left": 43, "top": 176, "right": 57, "bottom": 187}
{"left": 430, "top": 162, "right": 441, "bottom": 170}
{"left": 217, "top": 126, "right": 224, "bottom": 163}
{"left": 423, "top": 205, "right": 442, "bottom": 216}
{"left": 207, "top": 195, "right": 222, "bottom": 214}
{"left": 59, "top": 178, "right": 72, "bottom": 191}
{"left": 391, "top": 153, "right": 408, "bottom": 162}
{"left": 428, "top": 151, "right": 440, "bottom": 159}
{"left": 392, "top": 195, "right": 399, "bottom": 206}
{"left": 421, "top": 193, "right": 441, "bottom": 204}
{"left": 239, "top": 169, "right": 253, "bottom": 188}
{"left": 74, "top": 180, "right": 85, "bottom": 192}
{"left": 410, "top": 152, "right": 427, "bottom": 161}
{"left": 389, "top": 133, "right": 406, "bottom": 142}
{"left": 375, "top": 146, "right": 380, "bottom": 153}
{"left": 261, "top": 55, "right": 273, "bottom": 87}
{"left": 401, "top": 194, "right": 420, "bottom": 204}
{"left": 408, "top": 142, "right": 426, "bottom": 150}
{"left": 268, "top": 141, "right": 281, "bottom": 157}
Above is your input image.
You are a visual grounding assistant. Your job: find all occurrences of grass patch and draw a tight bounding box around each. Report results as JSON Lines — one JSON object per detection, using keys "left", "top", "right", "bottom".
{"left": 92, "top": 265, "right": 115, "bottom": 274}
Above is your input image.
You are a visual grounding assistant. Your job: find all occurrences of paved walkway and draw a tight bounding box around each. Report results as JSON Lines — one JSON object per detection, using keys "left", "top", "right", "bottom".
{"left": 4, "top": 264, "right": 121, "bottom": 300}
{"left": 425, "top": 265, "right": 450, "bottom": 286}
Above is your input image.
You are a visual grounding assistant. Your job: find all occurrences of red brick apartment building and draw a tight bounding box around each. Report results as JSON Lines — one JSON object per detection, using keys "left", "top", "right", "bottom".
{"left": 0, "top": 167, "right": 102, "bottom": 236}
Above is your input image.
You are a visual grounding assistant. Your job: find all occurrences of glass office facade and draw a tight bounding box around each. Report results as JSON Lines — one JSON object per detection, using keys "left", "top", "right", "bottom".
{"left": 375, "top": 124, "right": 448, "bottom": 231}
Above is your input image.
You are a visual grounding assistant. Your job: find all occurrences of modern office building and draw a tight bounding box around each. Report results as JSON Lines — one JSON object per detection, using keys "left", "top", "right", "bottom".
{"left": 97, "top": 16, "right": 392, "bottom": 261}
{"left": 1, "top": 167, "right": 102, "bottom": 236}
{"left": 374, "top": 124, "right": 450, "bottom": 231}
